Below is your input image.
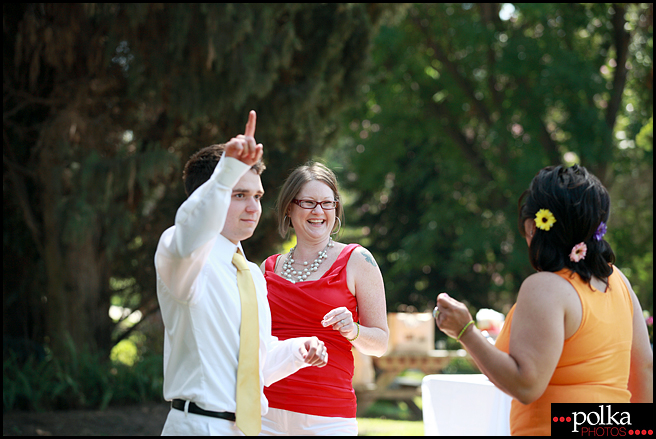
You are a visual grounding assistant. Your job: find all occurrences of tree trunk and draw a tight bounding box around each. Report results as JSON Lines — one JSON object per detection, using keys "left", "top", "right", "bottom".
{"left": 65, "top": 229, "right": 112, "bottom": 355}
{"left": 38, "top": 124, "right": 112, "bottom": 358}
{"left": 39, "top": 138, "right": 70, "bottom": 357}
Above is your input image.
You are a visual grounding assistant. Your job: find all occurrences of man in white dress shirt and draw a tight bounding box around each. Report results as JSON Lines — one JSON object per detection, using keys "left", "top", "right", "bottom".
{"left": 155, "top": 111, "right": 328, "bottom": 436}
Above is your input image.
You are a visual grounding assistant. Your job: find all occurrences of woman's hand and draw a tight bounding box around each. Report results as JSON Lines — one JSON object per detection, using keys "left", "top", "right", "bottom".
{"left": 434, "top": 292, "right": 474, "bottom": 340}
{"left": 322, "top": 306, "right": 357, "bottom": 340}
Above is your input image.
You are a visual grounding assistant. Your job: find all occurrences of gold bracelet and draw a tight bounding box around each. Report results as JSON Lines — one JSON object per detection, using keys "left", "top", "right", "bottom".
{"left": 456, "top": 320, "right": 475, "bottom": 342}
{"left": 346, "top": 322, "right": 360, "bottom": 342}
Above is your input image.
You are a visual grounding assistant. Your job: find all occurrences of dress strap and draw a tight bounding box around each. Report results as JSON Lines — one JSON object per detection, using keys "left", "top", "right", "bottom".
{"left": 265, "top": 254, "right": 280, "bottom": 273}
{"left": 332, "top": 243, "right": 361, "bottom": 268}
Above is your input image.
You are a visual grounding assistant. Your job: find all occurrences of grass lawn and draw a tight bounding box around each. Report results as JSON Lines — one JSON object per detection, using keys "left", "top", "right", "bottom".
{"left": 356, "top": 394, "right": 424, "bottom": 436}
{"left": 354, "top": 363, "right": 480, "bottom": 436}
{"left": 357, "top": 417, "right": 424, "bottom": 436}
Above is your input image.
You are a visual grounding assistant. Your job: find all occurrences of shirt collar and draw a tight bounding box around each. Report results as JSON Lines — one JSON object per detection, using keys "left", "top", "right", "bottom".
{"left": 215, "top": 233, "right": 246, "bottom": 262}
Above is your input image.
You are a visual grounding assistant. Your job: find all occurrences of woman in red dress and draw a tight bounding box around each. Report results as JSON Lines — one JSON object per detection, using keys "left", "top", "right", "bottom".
{"left": 260, "top": 162, "right": 389, "bottom": 435}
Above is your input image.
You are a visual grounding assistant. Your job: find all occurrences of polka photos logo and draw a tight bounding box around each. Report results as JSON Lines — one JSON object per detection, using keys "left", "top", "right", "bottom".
{"left": 552, "top": 404, "right": 653, "bottom": 437}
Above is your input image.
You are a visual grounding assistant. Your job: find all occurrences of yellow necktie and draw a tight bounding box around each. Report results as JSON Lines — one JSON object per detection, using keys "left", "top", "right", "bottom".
{"left": 232, "top": 250, "right": 261, "bottom": 436}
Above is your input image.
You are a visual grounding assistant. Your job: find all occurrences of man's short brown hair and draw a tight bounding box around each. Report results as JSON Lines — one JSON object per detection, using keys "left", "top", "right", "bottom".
{"left": 182, "top": 144, "right": 266, "bottom": 196}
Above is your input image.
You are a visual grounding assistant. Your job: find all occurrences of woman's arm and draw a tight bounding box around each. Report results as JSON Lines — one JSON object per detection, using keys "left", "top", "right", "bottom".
{"left": 323, "top": 246, "right": 389, "bottom": 357}
{"left": 436, "top": 273, "right": 578, "bottom": 404}
{"left": 618, "top": 269, "right": 654, "bottom": 403}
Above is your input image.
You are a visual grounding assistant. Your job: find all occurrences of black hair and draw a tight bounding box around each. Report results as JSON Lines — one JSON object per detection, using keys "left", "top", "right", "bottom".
{"left": 518, "top": 165, "right": 615, "bottom": 284}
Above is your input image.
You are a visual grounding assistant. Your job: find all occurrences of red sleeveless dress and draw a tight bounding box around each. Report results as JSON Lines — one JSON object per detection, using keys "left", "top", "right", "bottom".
{"left": 263, "top": 244, "right": 360, "bottom": 418}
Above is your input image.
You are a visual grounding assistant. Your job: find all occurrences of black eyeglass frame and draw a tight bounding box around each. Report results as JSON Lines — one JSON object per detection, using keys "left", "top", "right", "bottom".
{"left": 291, "top": 199, "right": 339, "bottom": 210}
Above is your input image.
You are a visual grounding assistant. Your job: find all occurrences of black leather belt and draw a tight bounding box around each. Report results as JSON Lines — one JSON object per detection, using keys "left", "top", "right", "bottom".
{"left": 171, "top": 399, "right": 236, "bottom": 421}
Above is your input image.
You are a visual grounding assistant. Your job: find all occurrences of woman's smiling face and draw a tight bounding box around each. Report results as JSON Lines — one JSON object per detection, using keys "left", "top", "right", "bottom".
{"left": 288, "top": 180, "right": 337, "bottom": 244}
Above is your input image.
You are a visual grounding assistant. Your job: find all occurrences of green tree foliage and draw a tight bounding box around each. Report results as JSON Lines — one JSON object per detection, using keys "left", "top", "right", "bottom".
{"left": 3, "top": 3, "right": 400, "bottom": 358}
{"left": 335, "top": 3, "right": 653, "bottom": 313}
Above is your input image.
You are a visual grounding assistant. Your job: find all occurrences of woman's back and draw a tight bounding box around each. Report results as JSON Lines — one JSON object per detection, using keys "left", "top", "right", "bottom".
{"left": 495, "top": 267, "right": 633, "bottom": 435}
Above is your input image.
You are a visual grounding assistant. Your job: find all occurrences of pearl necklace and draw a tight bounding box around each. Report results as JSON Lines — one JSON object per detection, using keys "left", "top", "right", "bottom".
{"left": 281, "top": 238, "right": 334, "bottom": 283}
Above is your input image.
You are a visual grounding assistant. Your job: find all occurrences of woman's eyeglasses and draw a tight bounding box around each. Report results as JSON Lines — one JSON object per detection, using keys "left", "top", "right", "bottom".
{"left": 292, "top": 199, "right": 338, "bottom": 210}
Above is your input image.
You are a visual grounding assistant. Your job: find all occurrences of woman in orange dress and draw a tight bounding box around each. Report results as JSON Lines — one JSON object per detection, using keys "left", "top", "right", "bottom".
{"left": 260, "top": 162, "right": 389, "bottom": 435}
{"left": 434, "top": 165, "right": 653, "bottom": 435}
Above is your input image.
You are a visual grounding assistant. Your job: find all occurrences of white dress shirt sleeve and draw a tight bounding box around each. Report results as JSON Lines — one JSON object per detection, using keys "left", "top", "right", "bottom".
{"left": 155, "top": 155, "right": 250, "bottom": 302}
{"left": 263, "top": 336, "right": 311, "bottom": 387}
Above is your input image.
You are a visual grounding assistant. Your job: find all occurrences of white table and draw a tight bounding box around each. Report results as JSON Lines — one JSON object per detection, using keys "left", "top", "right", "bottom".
{"left": 422, "top": 374, "right": 512, "bottom": 436}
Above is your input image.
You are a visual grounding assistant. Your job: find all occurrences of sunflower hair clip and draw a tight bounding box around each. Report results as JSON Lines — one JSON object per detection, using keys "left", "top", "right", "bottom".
{"left": 534, "top": 209, "right": 557, "bottom": 231}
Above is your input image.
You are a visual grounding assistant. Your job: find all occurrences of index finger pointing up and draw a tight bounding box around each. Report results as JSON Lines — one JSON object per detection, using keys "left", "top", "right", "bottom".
{"left": 244, "top": 110, "right": 256, "bottom": 137}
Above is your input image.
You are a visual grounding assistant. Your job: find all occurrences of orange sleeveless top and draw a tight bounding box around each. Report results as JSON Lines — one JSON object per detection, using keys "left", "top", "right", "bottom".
{"left": 495, "top": 267, "right": 633, "bottom": 436}
{"left": 263, "top": 244, "right": 360, "bottom": 418}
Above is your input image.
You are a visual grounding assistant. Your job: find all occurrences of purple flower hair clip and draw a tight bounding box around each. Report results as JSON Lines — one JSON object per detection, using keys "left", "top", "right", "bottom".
{"left": 594, "top": 222, "right": 607, "bottom": 241}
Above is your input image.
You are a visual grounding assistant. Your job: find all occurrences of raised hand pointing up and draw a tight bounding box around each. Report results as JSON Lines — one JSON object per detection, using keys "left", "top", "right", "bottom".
{"left": 225, "top": 110, "right": 263, "bottom": 166}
